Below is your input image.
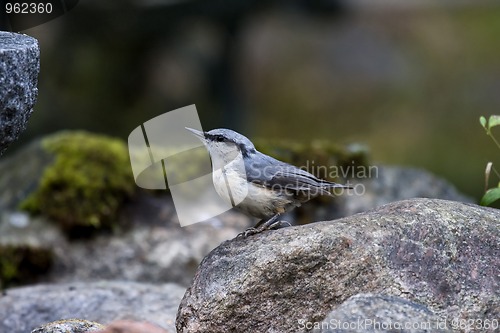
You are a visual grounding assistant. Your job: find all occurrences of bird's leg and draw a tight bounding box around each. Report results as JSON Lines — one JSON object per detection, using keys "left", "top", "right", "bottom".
{"left": 258, "top": 214, "right": 291, "bottom": 231}
{"left": 267, "top": 219, "right": 291, "bottom": 230}
{"left": 237, "top": 214, "right": 291, "bottom": 238}
{"left": 251, "top": 217, "right": 269, "bottom": 229}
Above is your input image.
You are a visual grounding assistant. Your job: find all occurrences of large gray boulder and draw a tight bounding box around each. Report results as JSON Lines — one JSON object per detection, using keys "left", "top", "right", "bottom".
{"left": 0, "top": 32, "right": 39, "bottom": 156}
{"left": 176, "top": 198, "right": 499, "bottom": 333}
{"left": 0, "top": 281, "right": 185, "bottom": 333}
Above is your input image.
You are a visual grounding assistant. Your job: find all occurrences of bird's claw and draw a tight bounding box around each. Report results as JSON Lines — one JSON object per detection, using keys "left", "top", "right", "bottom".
{"left": 236, "top": 227, "right": 259, "bottom": 238}
{"left": 236, "top": 220, "right": 291, "bottom": 238}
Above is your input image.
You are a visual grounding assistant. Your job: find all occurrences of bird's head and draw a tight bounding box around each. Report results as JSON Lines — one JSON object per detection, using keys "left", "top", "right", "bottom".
{"left": 186, "top": 127, "right": 256, "bottom": 166}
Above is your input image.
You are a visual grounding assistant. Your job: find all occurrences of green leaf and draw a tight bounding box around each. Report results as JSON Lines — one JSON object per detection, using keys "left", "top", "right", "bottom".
{"left": 480, "top": 116, "right": 487, "bottom": 129}
{"left": 480, "top": 187, "right": 500, "bottom": 206}
{"left": 484, "top": 162, "right": 493, "bottom": 192}
{"left": 488, "top": 115, "right": 500, "bottom": 130}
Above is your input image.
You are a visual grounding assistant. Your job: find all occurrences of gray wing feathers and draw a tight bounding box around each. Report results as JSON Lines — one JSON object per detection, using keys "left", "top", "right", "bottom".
{"left": 244, "top": 153, "right": 348, "bottom": 194}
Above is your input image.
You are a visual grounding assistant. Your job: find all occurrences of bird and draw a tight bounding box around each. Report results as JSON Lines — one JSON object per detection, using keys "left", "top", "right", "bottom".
{"left": 186, "top": 127, "right": 352, "bottom": 237}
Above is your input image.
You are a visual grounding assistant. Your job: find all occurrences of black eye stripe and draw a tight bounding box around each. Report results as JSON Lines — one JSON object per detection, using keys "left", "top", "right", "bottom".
{"left": 208, "top": 134, "right": 225, "bottom": 142}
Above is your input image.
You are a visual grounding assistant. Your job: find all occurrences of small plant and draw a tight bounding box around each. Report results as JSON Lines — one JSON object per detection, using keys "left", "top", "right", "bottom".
{"left": 479, "top": 115, "right": 500, "bottom": 206}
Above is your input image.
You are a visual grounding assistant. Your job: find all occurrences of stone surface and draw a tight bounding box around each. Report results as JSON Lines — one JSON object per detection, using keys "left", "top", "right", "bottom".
{"left": 45, "top": 204, "right": 250, "bottom": 287}
{"left": 176, "top": 198, "right": 499, "bottom": 333}
{"left": 95, "top": 320, "right": 172, "bottom": 333}
{"left": 31, "top": 319, "right": 104, "bottom": 333}
{"left": 0, "top": 281, "right": 185, "bottom": 333}
{"left": 319, "top": 293, "right": 452, "bottom": 333}
{"left": 0, "top": 32, "right": 39, "bottom": 156}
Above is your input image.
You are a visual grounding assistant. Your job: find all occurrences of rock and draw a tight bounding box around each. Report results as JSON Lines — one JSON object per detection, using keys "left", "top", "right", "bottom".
{"left": 319, "top": 294, "right": 452, "bottom": 333}
{"left": 45, "top": 205, "right": 250, "bottom": 287}
{"left": 0, "top": 131, "right": 133, "bottom": 233}
{"left": 96, "top": 320, "right": 172, "bottom": 333}
{"left": 31, "top": 319, "right": 104, "bottom": 333}
{"left": 0, "top": 214, "right": 62, "bottom": 289}
{"left": 17, "top": 131, "right": 134, "bottom": 235}
{"left": 0, "top": 131, "right": 138, "bottom": 288}
{"left": 0, "top": 32, "right": 39, "bottom": 156}
{"left": 0, "top": 281, "right": 185, "bottom": 333}
{"left": 176, "top": 198, "right": 499, "bottom": 333}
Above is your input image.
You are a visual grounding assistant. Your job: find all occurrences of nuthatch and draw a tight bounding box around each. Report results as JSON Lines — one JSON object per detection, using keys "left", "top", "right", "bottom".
{"left": 186, "top": 128, "right": 352, "bottom": 237}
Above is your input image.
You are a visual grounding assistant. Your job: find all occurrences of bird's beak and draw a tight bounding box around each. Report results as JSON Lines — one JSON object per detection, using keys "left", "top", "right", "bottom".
{"left": 185, "top": 127, "right": 206, "bottom": 140}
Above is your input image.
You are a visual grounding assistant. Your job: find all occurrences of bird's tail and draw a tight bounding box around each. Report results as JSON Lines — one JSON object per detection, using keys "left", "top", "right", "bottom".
{"left": 322, "top": 180, "right": 353, "bottom": 189}
{"left": 318, "top": 180, "right": 353, "bottom": 196}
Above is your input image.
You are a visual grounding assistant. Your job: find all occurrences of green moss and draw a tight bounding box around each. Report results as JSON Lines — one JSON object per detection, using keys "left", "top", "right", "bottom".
{"left": 19, "top": 131, "right": 134, "bottom": 235}
{"left": 0, "top": 245, "right": 52, "bottom": 289}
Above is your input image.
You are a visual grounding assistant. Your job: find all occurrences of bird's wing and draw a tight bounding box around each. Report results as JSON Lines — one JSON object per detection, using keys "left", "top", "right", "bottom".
{"left": 244, "top": 153, "right": 347, "bottom": 195}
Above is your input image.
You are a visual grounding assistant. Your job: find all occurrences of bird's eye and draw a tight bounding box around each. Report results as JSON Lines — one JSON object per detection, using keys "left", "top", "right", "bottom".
{"left": 216, "top": 136, "right": 224, "bottom": 142}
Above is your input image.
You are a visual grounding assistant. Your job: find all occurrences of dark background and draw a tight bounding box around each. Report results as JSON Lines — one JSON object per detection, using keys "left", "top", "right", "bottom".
{"left": 6, "top": 0, "right": 500, "bottom": 202}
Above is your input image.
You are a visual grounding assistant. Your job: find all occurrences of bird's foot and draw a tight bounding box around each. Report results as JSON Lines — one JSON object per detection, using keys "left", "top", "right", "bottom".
{"left": 236, "top": 227, "right": 259, "bottom": 238}
{"left": 236, "top": 220, "right": 291, "bottom": 238}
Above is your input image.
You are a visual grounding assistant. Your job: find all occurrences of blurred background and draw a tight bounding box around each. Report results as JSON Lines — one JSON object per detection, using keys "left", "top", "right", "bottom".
{"left": 6, "top": 0, "right": 500, "bottom": 202}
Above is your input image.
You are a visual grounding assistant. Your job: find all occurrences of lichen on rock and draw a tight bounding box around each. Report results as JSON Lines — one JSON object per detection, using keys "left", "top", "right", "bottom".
{"left": 19, "top": 131, "right": 134, "bottom": 235}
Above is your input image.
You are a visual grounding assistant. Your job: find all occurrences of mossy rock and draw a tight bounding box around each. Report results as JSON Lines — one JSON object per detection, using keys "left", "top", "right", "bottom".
{"left": 0, "top": 244, "right": 52, "bottom": 289}
{"left": 19, "top": 131, "right": 134, "bottom": 235}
